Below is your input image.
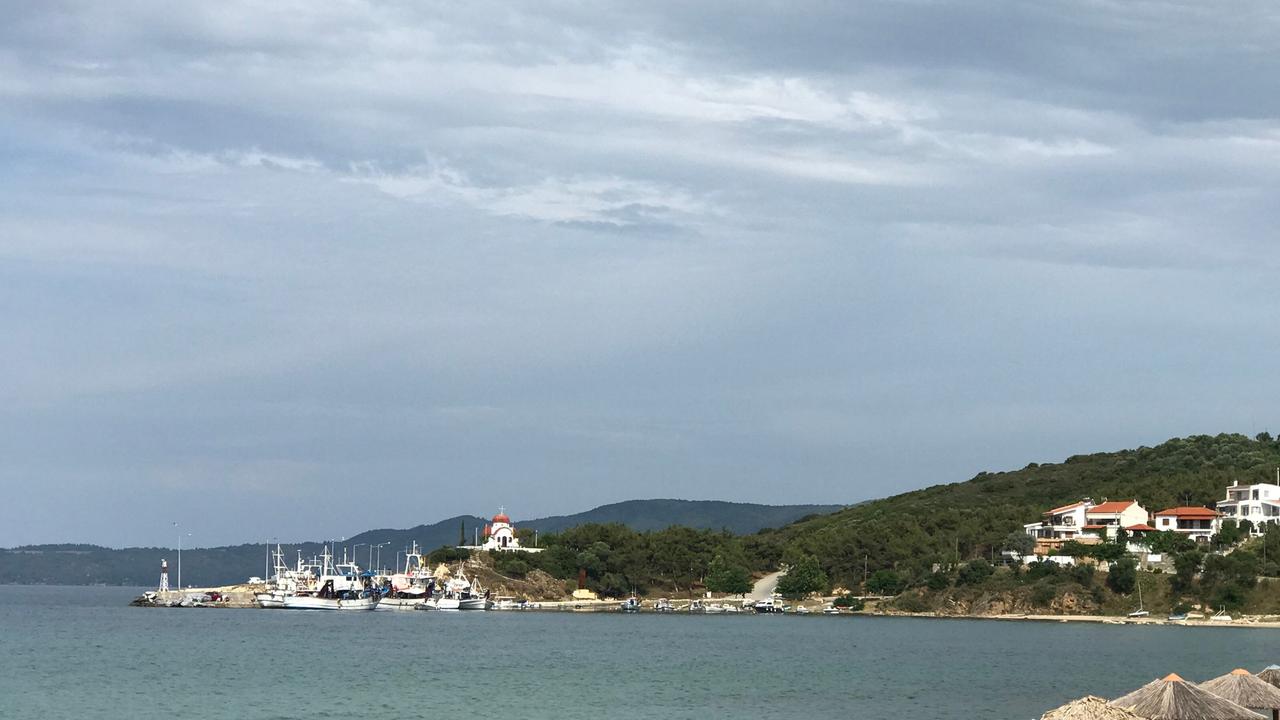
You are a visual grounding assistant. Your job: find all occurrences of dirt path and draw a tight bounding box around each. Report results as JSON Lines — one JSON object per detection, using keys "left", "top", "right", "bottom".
{"left": 749, "top": 570, "right": 783, "bottom": 601}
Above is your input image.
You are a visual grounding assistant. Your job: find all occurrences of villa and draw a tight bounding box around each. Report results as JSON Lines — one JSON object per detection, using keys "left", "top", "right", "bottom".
{"left": 1081, "top": 500, "right": 1149, "bottom": 539}
{"left": 1152, "top": 506, "right": 1221, "bottom": 543}
{"left": 1216, "top": 482, "right": 1280, "bottom": 533}
{"left": 1024, "top": 500, "right": 1092, "bottom": 542}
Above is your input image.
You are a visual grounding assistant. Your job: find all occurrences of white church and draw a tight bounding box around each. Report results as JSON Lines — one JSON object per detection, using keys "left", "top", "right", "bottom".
{"left": 460, "top": 508, "right": 544, "bottom": 553}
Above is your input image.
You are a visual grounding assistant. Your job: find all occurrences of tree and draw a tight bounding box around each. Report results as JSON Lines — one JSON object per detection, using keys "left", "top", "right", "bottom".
{"left": 865, "top": 569, "right": 907, "bottom": 596}
{"left": 1004, "top": 531, "right": 1034, "bottom": 556}
{"left": 1171, "top": 551, "right": 1201, "bottom": 595}
{"left": 1106, "top": 557, "right": 1137, "bottom": 594}
{"left": 705, "top": 554, "right": 752, "bottom": 595}
{"left": 956, "top": 559, "right": 993, "bottom": 586}
{"left": 776, "top": 554, "right": 828, "bottom": 598}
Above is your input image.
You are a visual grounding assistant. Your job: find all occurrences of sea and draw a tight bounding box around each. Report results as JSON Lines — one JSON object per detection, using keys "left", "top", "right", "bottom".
{"left": 3, "top": 585, "right": 1279, "bottom": 719}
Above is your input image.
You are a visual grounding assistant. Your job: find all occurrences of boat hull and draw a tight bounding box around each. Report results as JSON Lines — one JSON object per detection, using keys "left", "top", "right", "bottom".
{"left": 458, "top": 598, "right": 489, "bottom": 611}
{"left": 281, "top": 595, "right": 378, "bottom": 611}
{"left": 377, "top": 597, "right": 426, "bottom": 611}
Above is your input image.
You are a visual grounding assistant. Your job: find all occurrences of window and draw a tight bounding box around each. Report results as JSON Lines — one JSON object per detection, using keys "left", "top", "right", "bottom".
{"left": 1254, "top": 490, "right": 1260, "bottom": 500}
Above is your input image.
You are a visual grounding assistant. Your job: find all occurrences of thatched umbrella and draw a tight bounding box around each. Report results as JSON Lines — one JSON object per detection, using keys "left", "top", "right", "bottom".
{"left": 1258, "top": 666, "right": 1280, "bottom": 689}
{"left": 1111, "top": 673, "right": 1264, "bottom": 720}
{"left": 1042, "top": 696, "right": 1145, "bottom": 720}
{"left": 1201, "top": 669, "right": 1280, "bottom": 720}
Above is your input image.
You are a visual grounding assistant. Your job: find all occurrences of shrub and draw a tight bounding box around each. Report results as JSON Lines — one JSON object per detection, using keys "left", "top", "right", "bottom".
{"left": 956, "top": 559, "right": 994, "bottom": 586}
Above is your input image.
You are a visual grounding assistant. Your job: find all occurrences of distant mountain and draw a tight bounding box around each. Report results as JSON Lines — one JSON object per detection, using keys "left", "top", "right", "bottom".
{"left": 0, "top": 499, "right": 844, "bottom": 587}
{"left": 518, "top": 499, "right": 842, "bottom": 535}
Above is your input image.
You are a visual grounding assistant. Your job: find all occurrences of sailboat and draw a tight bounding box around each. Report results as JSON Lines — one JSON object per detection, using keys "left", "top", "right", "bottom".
{"left": 1127, "top": 580, "right": 1149, "bottom": 618}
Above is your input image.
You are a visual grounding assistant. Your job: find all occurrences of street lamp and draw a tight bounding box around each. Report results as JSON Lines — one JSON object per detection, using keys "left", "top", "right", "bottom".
{"left": 352, "top": 543, "right": 367, "bottom": 570}
{"left": 174, "top": 523, "right": 192, "bottom": 591}
{"left": 375, "top": 542, "right": 390, "bottom": 574}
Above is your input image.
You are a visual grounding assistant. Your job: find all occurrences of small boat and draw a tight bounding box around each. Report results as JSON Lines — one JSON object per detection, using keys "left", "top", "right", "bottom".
{"left": 752, "top": 598, "right": 784, "bottom": 614}
{"left": 688, "top": 600, "right": 705, "bottom": 613}
{"left": 1167, "top": 613, "right": 1188, "bottom": 621}
{"left": 704, "top": 603, "right": 728, "bottom": 614}
{"left": 1127, "top": 580, "right": 1149, "bottom": 618}
{"left": 492, "top": 596, "right": 520, "bottom": 611}
{"left": 619, "top": 597, "right": 641, "bottom": 613}
{"left": 822, "top": 605, "right": 840, "bottom": 615}
{"left": 654, "top": 598, "right": 674, "bottom": 613}
{"left": 794, "top": 606, "right": 812, "bottom": 615}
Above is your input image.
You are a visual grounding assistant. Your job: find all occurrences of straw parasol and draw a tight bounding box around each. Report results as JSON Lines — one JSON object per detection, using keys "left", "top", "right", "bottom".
{"left": 1042, "top": 696, "right": 1145, "bottom": 720}
{"left": 1201, "top": 669, "right": 1280, "bottom": 720}
{"left": 1258, "top": 666, "right": 1280, "bottom": 689}
{"left": 1111, "top": 673, "right": 1265, "bottom": 720}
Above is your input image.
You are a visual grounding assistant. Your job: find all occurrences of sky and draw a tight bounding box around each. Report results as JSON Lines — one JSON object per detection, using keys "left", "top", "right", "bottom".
{"left": 2, "top": 1, "right": 1279, "bottom": 548}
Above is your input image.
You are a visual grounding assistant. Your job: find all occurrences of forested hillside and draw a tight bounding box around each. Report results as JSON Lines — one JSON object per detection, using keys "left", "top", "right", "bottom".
{"left": 763, "top": 433, "right": 1280, "bottom": 588}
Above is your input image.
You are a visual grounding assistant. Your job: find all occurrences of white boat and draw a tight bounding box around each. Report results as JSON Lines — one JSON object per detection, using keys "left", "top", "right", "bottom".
{"left": 753, "top": 598, "right": 784, "bottom": 614}
{"left": 279, "top": 546, "right": 378, "bottom": 611}
{"left": 619, "top": 597, "right": 641, "bottom": 613}
{"left": 704, "top": 603, "right": 728, "bottom": 614}
{"left": 282, "top": 593, "right": 378, "bottom": 611}
{"left": 257, "top": 546, "right": 320, "bottom": 609}
{"left": 794, "top": 605, "right": 812, "bottom": 615}
{"left": 492, "top": 596, "right": 520, "bottom": 610}
{"left": 654, "top": 598, "right": 674, "bottom": 613}
{"left": 822, "top": 605, "right": 840, "bottom": 615}
{"left": 378, "top": 543, "right": 435, "bottom": 610}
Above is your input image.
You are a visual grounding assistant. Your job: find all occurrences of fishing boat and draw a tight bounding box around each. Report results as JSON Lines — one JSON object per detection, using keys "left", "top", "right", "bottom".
{"left": 379, "top": 543, "right": 435, "bottom": 610}
{"left": 687, "top": 599, "right": 705, "bottom": 613}
{"left": 619, "top": 596, "right": 641, "bottom": 613}
{"left": 654, "top": 598, "right": 674, "bottom": 613}
{"left": 256, "top": 547, "right": 320, "bottom": 609}
{"left": 280, "top": 546, "right": 378, "bottom": 611}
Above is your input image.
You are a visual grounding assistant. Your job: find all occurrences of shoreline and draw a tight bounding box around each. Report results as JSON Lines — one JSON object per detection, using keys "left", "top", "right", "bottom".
{"left": 861, "top": 609, "right": 1280, "bottom": 628}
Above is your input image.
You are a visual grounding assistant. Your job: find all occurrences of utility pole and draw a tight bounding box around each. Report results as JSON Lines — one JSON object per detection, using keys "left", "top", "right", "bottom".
{"left": 863, "top": 554, "right": 868, "bottom": 586}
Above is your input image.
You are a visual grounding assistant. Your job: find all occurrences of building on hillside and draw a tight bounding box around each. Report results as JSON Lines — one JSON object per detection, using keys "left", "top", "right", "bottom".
{"left": 1153, "top": 506, "right": 1221, "bottom": 542}
{"left": 1080, "top": 500, "right": 1149, "bottom": 539}
{"left": 1216, "top": 482, "right": 1280, "bottom": 533}
{"left": 1024, "top": 500, "right": 1092, "bottom": 541}
{"left": 459, "top": 508, "right": 544, "bottom": 553}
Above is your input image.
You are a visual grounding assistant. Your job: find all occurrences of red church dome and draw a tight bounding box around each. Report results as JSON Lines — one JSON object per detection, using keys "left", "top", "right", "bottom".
{"left": 492, "top": 512, "right": 511, "bottom": 524}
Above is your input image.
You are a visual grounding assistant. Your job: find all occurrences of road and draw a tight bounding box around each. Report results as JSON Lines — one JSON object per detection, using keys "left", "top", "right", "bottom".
{"left": 749, "top": 570, "right": 783, "bottom": 601}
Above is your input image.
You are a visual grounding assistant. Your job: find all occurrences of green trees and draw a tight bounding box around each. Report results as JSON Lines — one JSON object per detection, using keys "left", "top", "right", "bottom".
{"left": 1105, "top": 557, "right": 1137, "bottom": 594}
{"left": 865, "top": 569, "right": 907, "bottom": 595}
{"left": 1200, "top": 553, "right": 1258, "bottom": 609}
{"left": 777, "top": 554, "right": 828, "bottom": 598}
{"left": 956, "top": 559, "right": 994, "bottom": 586}
{"left": 705, "top": 554, "right": 752, "bottom": 595}
{"left": 1171, "top": 551, "right": 1202, "bottom": 595}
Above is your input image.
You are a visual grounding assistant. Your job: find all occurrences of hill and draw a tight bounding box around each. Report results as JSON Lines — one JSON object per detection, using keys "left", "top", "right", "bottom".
{"left": 0, "top": 499, "right": 843, "bottom": 587}
{"left": 764, "top": 432, "right": 1280, "bottom": 588}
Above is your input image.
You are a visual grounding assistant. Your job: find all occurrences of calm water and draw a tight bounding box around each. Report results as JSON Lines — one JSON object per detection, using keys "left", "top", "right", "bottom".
{"left": 3, "top": 586, "right": 1280, "bottom": 719}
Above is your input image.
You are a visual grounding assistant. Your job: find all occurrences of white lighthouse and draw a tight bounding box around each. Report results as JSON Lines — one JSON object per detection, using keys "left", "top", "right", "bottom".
{"left": 159, "top": 558, "right": 170, "bottom": 592}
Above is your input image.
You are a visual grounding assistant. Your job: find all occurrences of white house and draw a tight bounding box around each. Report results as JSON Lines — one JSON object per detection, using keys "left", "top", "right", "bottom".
{"left": 1152, "top": 506, "right": 1221, "bottom": 543}
{"left": 1216, "top": 482, "right": 1280, "bottom": 533}
{"left": 1025, "top": 500, "right": 1092, "bottom": 541}
{"left": 1081, "top": 500, "right": 1149, "bottom": 539}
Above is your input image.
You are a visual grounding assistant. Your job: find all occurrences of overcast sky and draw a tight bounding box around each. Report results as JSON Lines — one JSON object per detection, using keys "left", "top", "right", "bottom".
{"left": 2, "top": 1, "right": 1278, "bottom": 547}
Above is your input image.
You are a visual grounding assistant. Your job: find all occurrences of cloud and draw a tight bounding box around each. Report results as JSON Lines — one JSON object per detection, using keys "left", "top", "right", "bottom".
{"left": 2, "top": 1, "right": 1280, "bottom": 546}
